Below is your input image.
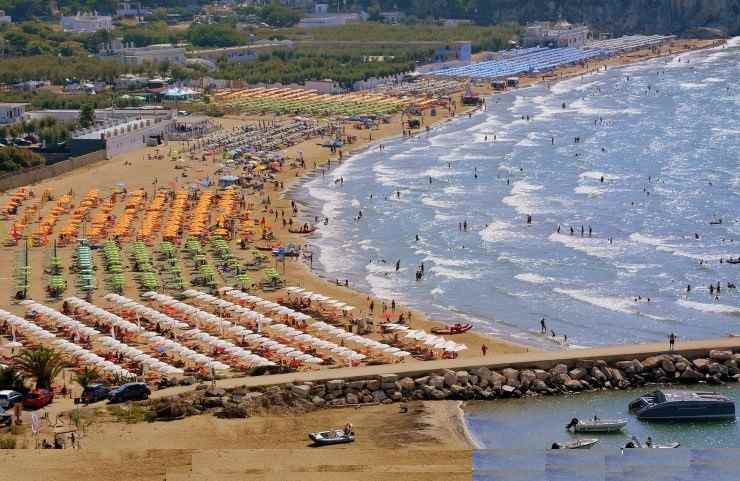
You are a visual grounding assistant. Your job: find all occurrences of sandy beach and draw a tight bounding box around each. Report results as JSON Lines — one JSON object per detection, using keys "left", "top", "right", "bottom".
{"left": 0, "top": 37, "right": 726, "bottom": 478}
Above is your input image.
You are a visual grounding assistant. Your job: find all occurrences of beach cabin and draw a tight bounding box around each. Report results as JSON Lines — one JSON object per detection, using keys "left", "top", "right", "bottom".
{"left": 506, "top": 77, "right": 520, "bottom": 88}
{"left": 491, "top": 80, "right": 507, "bottom": 91}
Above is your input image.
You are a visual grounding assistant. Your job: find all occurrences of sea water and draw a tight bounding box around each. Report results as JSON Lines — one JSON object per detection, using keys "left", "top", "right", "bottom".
{"left": 297, "top": 38, "right": 740, "bottom": 350}
{"left": 467, "top": 385, "right": 740, "bottom": 479}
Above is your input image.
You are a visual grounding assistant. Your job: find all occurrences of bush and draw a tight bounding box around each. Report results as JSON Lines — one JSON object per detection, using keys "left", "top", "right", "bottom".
{"left": 0, "top": 436, "right": 16, "bottom": 449}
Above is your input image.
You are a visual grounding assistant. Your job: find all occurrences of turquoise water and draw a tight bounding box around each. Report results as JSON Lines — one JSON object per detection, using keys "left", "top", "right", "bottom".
{"left": 468, "top": 385, "right": 740, "bottom": 480}
{"left": 465, "top": 385, "right": 740, "bottom": 450}
{"left": 298, "top": 38, "right": 740, "bottom": 350}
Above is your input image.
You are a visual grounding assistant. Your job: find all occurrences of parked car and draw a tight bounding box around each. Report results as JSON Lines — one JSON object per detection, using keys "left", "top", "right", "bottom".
{"left": 108, "top": 383, "right": 150, "bottom": 403}
{"left": 81, "top": 384, "right": 110, "bottom": 404}
{"left": 0, "top": 390, "right": 23, "bottom": 409}
{"left": 22, "top": 389, "right": 54, "bottom": 410}
{"left": 0, "top": 408, "right": 11, "bottom": 427}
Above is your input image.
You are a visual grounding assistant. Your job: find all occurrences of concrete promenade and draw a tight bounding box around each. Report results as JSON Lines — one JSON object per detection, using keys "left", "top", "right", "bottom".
{"left": 153, "top": 336, "right": 740, "bottom": 398}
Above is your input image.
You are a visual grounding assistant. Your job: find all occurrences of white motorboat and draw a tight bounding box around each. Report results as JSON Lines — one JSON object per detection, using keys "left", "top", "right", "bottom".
{"left": 550, "top": 438, "right": 600, "bottom": 449}
{"left": 565, "top": 417, "right": 627, "bottom": 433}
{"left": 624, "top": 436, "right": 680, "bottom": 449}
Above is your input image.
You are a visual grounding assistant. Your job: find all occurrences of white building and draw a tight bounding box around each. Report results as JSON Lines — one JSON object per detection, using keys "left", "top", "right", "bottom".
{"left": 525, "top": 21, "right": 590, "bottom": 48}
{"left": 297, "top": 12, "right": 365, "bottom": 28}
{"left": 116, "top": 1, "right": 149, "bottom": 18}
{"left": 61, "top": 12, "right": 113, "bottom": 33}
{"left": 0, "top": 103, "right": 27, "bottom": 124}
{"left": 118, "top": 44, "right": 187, "bottom": 66}
{"left": 0, "top": 10, "right": 11, "bottom": 23}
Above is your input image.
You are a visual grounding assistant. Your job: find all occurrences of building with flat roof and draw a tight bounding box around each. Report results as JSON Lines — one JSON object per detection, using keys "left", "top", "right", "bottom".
{"left": 0, "top": 103, "right": 27, "bottom": 124}
{"left": 525, "top": 21, "right": 590, "bottom": 48}
{"left": 117, "top": 44, "right": 187, "bottom": 66}
{"left": 0, "top": 10, "right": 11, "bottom": 23}
{"left": 61, "top": 12, "right": 113, "bottom": 33}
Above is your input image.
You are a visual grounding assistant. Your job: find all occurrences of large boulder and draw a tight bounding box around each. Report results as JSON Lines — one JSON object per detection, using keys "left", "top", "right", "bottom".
{"left": 533, "top": 380, "right": 549, "bottom": 393}
{"left": 291, "top": 384, "right": 311, "bottom": 398}
{"left": 568, "top": 368, "right": 588, "bottom": 380}
{"left": 679, "top": 368, "right": 703, "bottom": 382}
{"left": 489, "top": 371, "right": 506, "bottom": 387}
{"left": 429, "top": 375, "right": 445, "bottom": 389}
{"left": 660, "top": 359, "right": 676, "bottom": 373}
{"left": 615, "top": 361, "right": 636, "bottom": 374}
{"left": 326, "top": 380, "right": 345, "bottom": 392}
{"left": 674, "top": 360, "right": 689, "bottom": 372}
{"left": 642, "top": 355, "right": 670, "bottom": 369}
{"left": 455, "top": 371, "right": 470, "bottom": 385}
{"left": 534, "top": 369, "right": 549, "bottom": 381}
{"left": 520, "top": 370, "right": 537, "bottom": 387}
{"left": 346, "top": 393, "right": 359, "bottom": 405}
{"left": 347, "top": 380, "right": 366, "bottom": 391}
{"left": 443, "top": 371, "right": 458, "bottom": 388}
{"left": 399, "top": 377, "right": 416, "bottom": 392}
{"left": 372, "top": 390, "right": 388, "bottom": 403}
{"left": 708, "top": 362, "right": 728, "bottom": 377}
{"left": 564, "top": 379, "right": 583, "bottom": 391}
{"left": 429, "top": 389, "right": 448, "bottom": 400}
{"left": 414, "top": 376, "right": 430, "bottom": 386}
{"left": 550, "top": 364, "right": 568, "bottom": 376}
{"left": 709, "top": 350, "right": 733, "bottom": 362}
{"left": 502, "top": 368, "right": 520, "bottom": 382}
{"left": 471, "top": 367, "right": 491, "bottom": 381}
{"left": 366, "top": 379, "right": 381, "bottom": 391}
{"left": 693, "top": 358, "right": 710, "bottom": 371}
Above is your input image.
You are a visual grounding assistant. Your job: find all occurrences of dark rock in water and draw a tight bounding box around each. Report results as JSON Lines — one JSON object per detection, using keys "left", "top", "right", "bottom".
{"left": 564, "top": 379, "right": 583, "bottom": 391}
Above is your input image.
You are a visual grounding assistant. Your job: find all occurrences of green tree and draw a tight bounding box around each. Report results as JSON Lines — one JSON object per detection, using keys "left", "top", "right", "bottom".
{"left": 0, "top": 365, "right": 26, "bottom": 393}
{"left": 14, "top": 347, "right": 65, "bottom": 390}
{"left": 259, "top": 4, "right": 302, "bottom": 28}
{"left": 73, "top": 366, "right": 99, "bottom": 390}
{"left": 79, "top": 103, "right": 95, "bottom": 128}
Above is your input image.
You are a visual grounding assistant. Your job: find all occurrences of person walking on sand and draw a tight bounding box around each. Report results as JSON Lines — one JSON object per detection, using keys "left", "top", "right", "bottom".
{"left": 481, "top": 344, "right": 488, "bottom": 356}
{"left": 668, "top": 332, "right": 676, "bottom": 351}
{"left": 540, "top": 318, "right": 547, "bottom": 334}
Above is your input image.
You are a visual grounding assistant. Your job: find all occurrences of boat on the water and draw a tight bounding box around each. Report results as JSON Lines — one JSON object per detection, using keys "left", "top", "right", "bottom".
{"left": 308, "top": 429, "right": 355, "bottom": 446}
{"left": 565, "top": 417, "right": 627, "bottom": 433}
{"left": 629, "top": 389, "right": 736, "bottom": 421}
{"left": 550, "top": 438, "right": 600, "bottom": 449}
{"left": 430, "top": 323, "right": 473, "bottom": 335}
{"left": 624, "top": 436, "right": 680, "bottom": 449}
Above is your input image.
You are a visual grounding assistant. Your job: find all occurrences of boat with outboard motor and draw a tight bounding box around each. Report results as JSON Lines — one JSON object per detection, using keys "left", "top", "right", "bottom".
{"left": 565, "top": 417, "right": 627, "bottom": 433}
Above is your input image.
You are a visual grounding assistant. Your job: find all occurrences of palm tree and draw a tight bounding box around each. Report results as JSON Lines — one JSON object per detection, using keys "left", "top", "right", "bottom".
{"left": 73, "top": 367, "right": 99, "bottom": 390}
{"left": 14, "top": 347, "right": 66, "bottom": 390}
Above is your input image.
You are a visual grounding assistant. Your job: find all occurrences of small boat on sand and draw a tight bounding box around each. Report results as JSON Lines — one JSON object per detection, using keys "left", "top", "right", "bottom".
{"left": 431, "top": 323, "right": 473, "bottom": 335}
{"left": 550, "top": 438, "right": 600, "bottom": 449}
{"left": 289, "top": 226, "right": 317, "bottom": 234}
{"left": 566, "top": 417, "right": 627, "bottom": 433}
{"left": 308, "top": 429, "right": 354, "bottom": 446}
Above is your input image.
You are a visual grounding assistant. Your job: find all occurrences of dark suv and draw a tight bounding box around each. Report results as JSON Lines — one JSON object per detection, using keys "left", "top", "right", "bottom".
{"left": 81, "top": 384, "right": 110, "bottom": 404}
{"left": 108, "top": 383, "right": 150, "bottom": 403}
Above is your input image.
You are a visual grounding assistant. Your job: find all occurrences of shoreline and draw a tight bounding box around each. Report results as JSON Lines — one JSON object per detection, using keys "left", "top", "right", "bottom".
{"left": 277, "top": 37, "right": 724, "bottom": 355}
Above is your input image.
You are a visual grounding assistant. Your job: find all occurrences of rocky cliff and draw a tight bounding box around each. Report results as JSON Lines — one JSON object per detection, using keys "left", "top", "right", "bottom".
{"left": 491, "top": 0, "right": 740, "bottom": 36}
